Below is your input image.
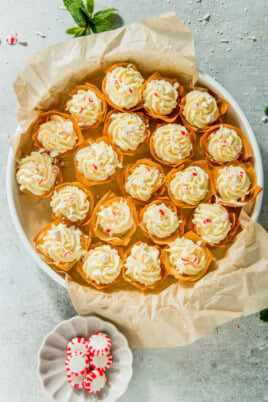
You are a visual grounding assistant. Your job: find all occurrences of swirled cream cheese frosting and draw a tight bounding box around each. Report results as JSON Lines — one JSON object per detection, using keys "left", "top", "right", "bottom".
{"left": 207, "top": 126, "right": 243, "bottom": 163}
{"left": 50, "top": 185, "right": 90, "bottom": 222}
{"left": 125, "top": 164, "right": 163, "bottom": 201}
{"left": 37, "top": 115, "right": 78, "bottom": 154}
{"left": 143, "top": 203, "right": 180, "bottom": 239}
{"left": 66, "top": 88, "right": 105, "bottom": 127}
{"left": 82, "top": 245, "right": 122, "bottom": 285}
{"left": 75, "top": 141, "right": 121, "bottom": 182}
{"left": 152, "top": 124, "right": 192, "bottom": 164}
{"left": 170, "top": 166, "right": 209, "bottom": 205}
{"left": 37, "top": 223, "right": 86, "bottom": 264}
{"left": 143, "top": 79, "right": 179, "bottom": 116}
{"left": 105, "top": 65, "right": 144, "bottom": 109}
{"left": 192, "top": 203, "right": 232, "bottom": 244}
{"left": 97, "top": 199, "right": 134, "bottom": 236}
{"left": 183, "top": 90, "right": 219, "bottom": 129}
{"left": 124, "top": 242, "right": 162, "bottom": 286}
{"left": 16, "top": 151, "right": 59, "bottom": 196}
{"left": 216, "top": 165, "right": 251, "bottom": 201}
{"left": 167, "top": 237, "right": 207, "bottom": 275}
{"left": 108, "top": 112, "right": 148, "bottom": 151}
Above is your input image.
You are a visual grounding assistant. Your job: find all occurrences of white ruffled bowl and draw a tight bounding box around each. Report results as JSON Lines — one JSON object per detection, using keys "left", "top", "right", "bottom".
{"left": 38, "top": 316, "right": 133, "bottom": 402}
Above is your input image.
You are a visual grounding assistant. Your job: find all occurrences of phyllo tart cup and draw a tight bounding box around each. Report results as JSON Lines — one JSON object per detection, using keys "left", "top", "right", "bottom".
{"left": 189, "top": 202, "right": 240, "bottom": 247}
{"left": 50, "top": 181, "right": 94, "bottom": 226}
{"left": 162, "top": 231, "right": 213, "bottom": 283}
{"left": 32, "top": 110, "right": 84, "bottom": 158}
{"left": 139, "top": 197, "right": 185, "bottom": 245}
{"left": 149, "top": 123, "right": 196, "bottom": 167}
{"left": 102, "top": 63, "right": 144, "bottom": 112}
{"left": 210, "top": 161, "right": 262, "bottom": 207}
{"left": 74, "top": 136, "right": 123, "bottom": 187}
{"left": 34, "top": 219, "right": 91, "bottom": 272}
{"left": 91, "top": 192, "right": 138, "bottom": 246}
{"left": 103, "top": 109, "right": 150, "bottom": 156}
{"left": 166, "top": 159, "right": 213, "bottom": 208}
{"left": 141, "top": 72, "right": 183, "bottom": 122}
{"left": 65, "top": 83, "right": 107, "bottom": 129}
{"left": 180, "top": 87, "right": 229, "bottom": 135}
{"left": 200, "top": 123, "right": 253, "bottom": 166}
{"left": 117, "top": 158, "right": 165, "bottom": 205}
{"left": 122, "top": 241, "right": 167, "bottom": 290}
{"left": 16, "top": 150, "right": 62, "bottom": 199}
{"left": 77, "top": 242, "right": 123, "bottom": 289}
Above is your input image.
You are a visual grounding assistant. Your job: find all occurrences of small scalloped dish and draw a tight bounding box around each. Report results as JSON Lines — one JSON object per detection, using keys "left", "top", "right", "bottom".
{"left": 122, "top": 241, "right": 167, "bottom": 290}
{"left": 66, "top": 83, "right": 108, "bottom": 129}
{"left": 103, "top": 109, "right": 150, "bottom": 156}
{"left": 102, "top": 63, "right": 144, "bottom": 112}
{"left": 189, "top": 204, "right": 240, "bottom": 247}
{"left": 162, "top": 231, "right": 213, "bottom": 283}
{"left": 210, "top": 161, "right": 263, "bottom": 207}
{"left": 34, "top": 219, "right": 91, "bottom": 272}
{"left": 117, "top": 158, "right": 165, "bottom": 206}
{"left": 51, "top": 182, "right": 94, "bottom": 226}
{"left": 91, "top": 192, "right": 138, "bottom": 246}
{"left": 139, "top": 197, "right": 185, "bottom": 245}
{"left": 200, "top": 123, "right": 253, "bottom": 166}
{"left": 77, "top": 242, "right": 124, "bottom": 289}
{"left": 166, "top": 159, "right": 213, "bottom": 208}
{"left": 180, "top": 86, "right": 229, "bottom": 135}
{"left": 73, "top": 137, "right": 123, "bottom": 188}
{"left": 32, "top": 110, "right": 85, "bottom": 158}
{"left": 141, "top": 72, "right": 183, "bottom": 122}
{"left": 38, "top": 315, "right": 133, "bottom": 402}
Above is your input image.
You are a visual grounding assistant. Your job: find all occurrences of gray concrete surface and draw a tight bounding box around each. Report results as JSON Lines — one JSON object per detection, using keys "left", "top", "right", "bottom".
{"left": 0, "top": 0, "right": 268, "bottom": 401}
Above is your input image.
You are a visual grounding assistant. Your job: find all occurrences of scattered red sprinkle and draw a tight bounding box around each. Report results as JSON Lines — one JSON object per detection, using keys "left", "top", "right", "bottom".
{"left": 129, "top": 88, "right": 133, "bottom": 93}
{"left": 236, "top": 325, "right": 240, "bottom": 329}
{"left": 159, "top": 209, "right": 165, "bottom": 216}
{"left": 114, "top": 80, "right": 119, "bottom": 85}
{"left": 192, "top": 172, "right": 197, "bottom": 176}
{"left": 237, "top": 151, "right": 241, "bottom": 155}
{"left": 88, "top": 98, "right": 93, "bottom": 103}
{"left": 203, "top": 219, "right": 211, "bottom": 224}
{"left": 181, "top": 130, "right": 186, "bottom": 136}
{"left": 79, "top": 107, "right": 84, "bottom": 114}
{"left": 154, "top": 92, "right": 158, "bottom": 97}
{"left": 38, "top": 179, "right": 43, "bottom": 185}
{"left": 65, "top": 251, "right": 71, "bottom": 257}
{"left": 106, "top": 229, "right": 111, "bottom": 234}
{"left": 93, "top": 164, "right": 98, "bottom": 170}
{"left": 146, "top": 167, "right": 151, "bottom": 172}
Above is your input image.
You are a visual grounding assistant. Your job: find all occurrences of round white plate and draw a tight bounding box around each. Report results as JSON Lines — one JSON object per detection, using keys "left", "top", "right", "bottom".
{"left": 38, "top": 316, "right": 133, "bottom": 402}
{"left": 6, "top": 72, "right": 264, "bottom": 287}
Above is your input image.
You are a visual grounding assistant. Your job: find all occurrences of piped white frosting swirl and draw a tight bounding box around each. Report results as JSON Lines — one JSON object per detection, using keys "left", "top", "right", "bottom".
{"left": 108, "top": 112, "right": 148, "bottom": 151}
{"left": 167, "top": 237, "right": 207, "bottom": 275}
{"left": 153, "top": 124, "right": 192, "bottom": 164}
{"left": 16, "top": 151, "right": 59, "bottom": 196}
{"left": 37, "top": 222, "right": 86, "bottom": 264}
{"left": 125, "top": 164, "right": 163, "bottom": 201}
{"left": 50, "top": 185, "right": 90, "bottom": 222}
{"left": 216, "top": 165, "right": 251, "bottom": 201}
{"left": 183, "top": 90, "right": 219, "bottom": 129}
{"left": 170, "top": 166, "right": 209, "bottom": 205}
{"left": 124, "top": 242, "right": 162, "bottom": 286}
{"left": 66, "top": 88, "right": 105, "bottom": 127}
{"left": 97, "top": 199, "right": 134, "bottom": 236}
{"left": 192, "top": 203, "right": 232, "bottom": 244}
{"left": 143, "top": 203, "right": 180, "bottom": 239}
{"left": 143, "top": 79, "right": 179, "bottom": 115}
{"left": 82, "top": 245, "right": 122, "bottom": 285}
{"left": 207, "top": 126, "right": 243, "bottom": 163}
{"left": 105, "top": 65, "right": 144, "bottom": 109}
{"left": 75, "top": 141, "right": 121, "bottom": 182}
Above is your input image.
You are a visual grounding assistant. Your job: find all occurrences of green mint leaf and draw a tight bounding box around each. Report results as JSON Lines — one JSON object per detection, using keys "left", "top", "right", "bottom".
{"left": 264, "top": 106, "right": 268, "bottom": 115}
{"left": 86, "top": 0, "right": 94, "bottom": 15}
{"left": 260, "top": 308, "right": 268, "bottom": 322}
{"left": 93, "top": 8, "right": 117, "bottom": 19}
{"left": 66, "top": 26, "right": 86, "bottom": 37}
{"left": 63, "top": 0, "right": 87, "bottom": 27}
{"left": 92, "top": 17, "right": 115, "bottom": 33}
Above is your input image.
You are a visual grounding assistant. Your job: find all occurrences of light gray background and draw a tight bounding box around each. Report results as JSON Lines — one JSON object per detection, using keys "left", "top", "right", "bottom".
{"left": 0, "top": 0, "right": 267, "bottom": 401}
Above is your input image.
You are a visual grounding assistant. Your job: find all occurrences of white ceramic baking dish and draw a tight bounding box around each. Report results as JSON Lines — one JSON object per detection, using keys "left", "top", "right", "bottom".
{"left": 6, "top": 72, "right": 264, "bottom": 288}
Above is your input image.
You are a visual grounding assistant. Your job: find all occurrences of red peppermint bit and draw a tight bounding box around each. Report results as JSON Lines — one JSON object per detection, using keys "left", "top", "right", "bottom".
{"left": 146, "top": 167, "right": 151, "bottom": 172}
{"left": 192, "top": 172, "right": 197, "bottom": 176}
{"left": 237, "top": 151, "right": 241, "bottom": 155}
{"left": 79, "top": 107, "right": 84, "bottom": 114}
{"left": 154, "top": 92, "right": 158, "bottom": 97}
{"left": 38, "top": 179, "right": 43, "bottom": 185}
{"left": 112, "top": 211, "right": 117, "bottom": 216}
{"left": 159, "top": 209, "right": 165, "bottom": 216}
{"left": 203, "top": 219, "right": 211, "bottom": 224}
{"left": 114, "top": 80, "right": 119, "bottom": 85}
{"left": 240, "top": 171, "right": 244, "bottom": 176}
{"left": 193, "top": 257, "right": 197, "bottom": 263}
{"left": 88, "top": 98, "right": 93, "bottom": 103}
{"left": 129, "top": 88, "right": 133, "bottom": 93}
{"left": 65, "top": 251, "right": 71, "bottom": 257}
{"left": 106, "top": 229, "right": 111, "bottom": 234}
{"left": 181, "top": 130, "right": 186, "bottom": 136}
{"left": 93, "top": 164, "right": 98, "bottom": 170}
{"left": 236, "top": 325, "right": 240, "bottom": 329}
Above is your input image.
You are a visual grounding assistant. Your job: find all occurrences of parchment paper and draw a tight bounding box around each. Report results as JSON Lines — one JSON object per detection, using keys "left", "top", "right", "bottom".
{"left": 10, "top": 12, "right": 268, "bottom": 348}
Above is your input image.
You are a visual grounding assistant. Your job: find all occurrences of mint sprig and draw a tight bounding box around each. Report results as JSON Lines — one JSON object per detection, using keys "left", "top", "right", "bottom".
{"left": 64, "top": 0, "right": 119, "bottom": 37}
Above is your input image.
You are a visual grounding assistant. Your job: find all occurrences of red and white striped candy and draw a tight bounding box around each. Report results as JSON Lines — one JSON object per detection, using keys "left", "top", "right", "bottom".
{"left": 66, "top": 337, "right": 89, "bottom": 356}
{"left": 65, "top": 352, "right": 90, "bottom": 376}
{"left": 66, "top": 371, "right": 87, "bottom": 389}
{"left": 6, "top": 34, "right": 18, "bottom": 45}
{"left": 90, "top": 352, "right": 112, "bottom": 371}
{"left": 88, "top": 332, "right": 112, "bottom": 356}
{"left": 83, "top": 369, "right": 106, "bottom": 394}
